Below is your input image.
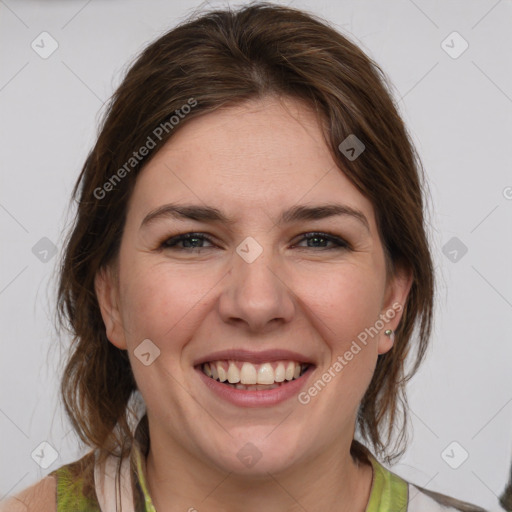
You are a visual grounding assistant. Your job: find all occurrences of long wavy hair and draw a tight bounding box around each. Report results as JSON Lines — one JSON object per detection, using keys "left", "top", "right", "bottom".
{"left": 56, "top": 0, "right": 434, "bottom": 499}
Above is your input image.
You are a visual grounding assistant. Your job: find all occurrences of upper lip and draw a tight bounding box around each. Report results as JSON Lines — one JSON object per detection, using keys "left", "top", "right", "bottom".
{"left": 193, "top": 348, "right": 316, "bottom": 367}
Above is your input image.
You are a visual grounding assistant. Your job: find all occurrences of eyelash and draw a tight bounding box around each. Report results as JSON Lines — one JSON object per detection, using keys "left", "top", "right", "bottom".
{"left": 159, "top": 231, "right": 351, "bottom": 252}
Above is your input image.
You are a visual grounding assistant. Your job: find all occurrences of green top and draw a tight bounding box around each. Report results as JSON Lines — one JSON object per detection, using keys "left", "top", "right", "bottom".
{"left": 48, "top": 415, "right": 487, "bottom": 511}
{"left": 50, "top": 440, "right": 409, "bottom": 511}
{"left": 365, "top": 452, "right": 408, "bottom": 511}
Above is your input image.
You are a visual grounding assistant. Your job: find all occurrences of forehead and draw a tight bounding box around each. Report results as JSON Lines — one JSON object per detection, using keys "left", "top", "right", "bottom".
{"left": 127, "top": 96, "right": 376, "bottom": 226}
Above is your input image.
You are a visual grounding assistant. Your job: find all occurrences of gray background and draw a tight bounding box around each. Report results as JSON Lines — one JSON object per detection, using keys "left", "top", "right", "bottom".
{"left": 1, "top": 1, "right": 511, "bottom": 510}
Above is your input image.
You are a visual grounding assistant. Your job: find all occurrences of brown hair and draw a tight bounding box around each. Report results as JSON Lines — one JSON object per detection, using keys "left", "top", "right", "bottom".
{"left": 56, "top": 0, "right": 434, "bottom": 488}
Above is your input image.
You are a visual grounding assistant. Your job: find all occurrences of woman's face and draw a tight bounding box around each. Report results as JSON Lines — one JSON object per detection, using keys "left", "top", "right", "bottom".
{"left": 96, "top": 95, "right": 411, "bottom": 476}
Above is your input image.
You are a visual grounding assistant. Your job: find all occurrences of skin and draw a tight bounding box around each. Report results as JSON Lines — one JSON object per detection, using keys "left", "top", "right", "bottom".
{"left": 95, "top": 95, "right": 412, "bottom": 512}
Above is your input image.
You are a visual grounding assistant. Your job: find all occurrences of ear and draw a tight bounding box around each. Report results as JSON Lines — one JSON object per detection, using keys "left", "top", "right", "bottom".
{"left": 94, "top": 265, "right": 128, "bottom": 350}
{"left": 377, "top": 264, "right": 413, "bottom": 355}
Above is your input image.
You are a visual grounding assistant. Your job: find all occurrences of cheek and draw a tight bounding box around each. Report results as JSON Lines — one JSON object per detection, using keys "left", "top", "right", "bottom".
{"left": 117, "top": 260, "right": 220, "bottom": 347}
{"left": 299, "top": 263, "right": 385, "bottom": 343}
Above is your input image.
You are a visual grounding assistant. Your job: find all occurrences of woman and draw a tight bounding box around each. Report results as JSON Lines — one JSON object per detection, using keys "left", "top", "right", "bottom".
{"left": 3, "top": 3, "right": 487, "bottom": 511}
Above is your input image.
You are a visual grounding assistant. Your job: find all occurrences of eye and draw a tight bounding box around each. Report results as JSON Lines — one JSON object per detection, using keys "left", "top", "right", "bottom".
{"left": 159, "top": 231, "right": 350, "bottom": 252}
{"left": 160, "top": 232, "right": 215, "bottom": 250}
{"left": 293, "top": 232, "right": 350, "bottom": 250}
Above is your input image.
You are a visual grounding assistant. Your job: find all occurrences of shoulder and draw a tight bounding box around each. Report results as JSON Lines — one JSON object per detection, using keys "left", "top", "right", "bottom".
{"left": 0, "top": 452, "right": 100, "bottom": 512}
{"left": 0, "top": 475, "right": 56, "bottom": 512}
{"left": 409, "top": 483, "right": 488, "bottom": 512}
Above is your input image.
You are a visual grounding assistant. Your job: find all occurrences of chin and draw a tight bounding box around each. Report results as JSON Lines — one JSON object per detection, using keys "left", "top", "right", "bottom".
{"left": 199, "top": 429, "right": 307, "bottom": 477}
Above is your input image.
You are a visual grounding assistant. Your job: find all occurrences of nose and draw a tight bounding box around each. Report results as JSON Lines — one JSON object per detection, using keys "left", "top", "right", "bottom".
{"left": 217, "top": 245, "right": 296, "bottom": 333}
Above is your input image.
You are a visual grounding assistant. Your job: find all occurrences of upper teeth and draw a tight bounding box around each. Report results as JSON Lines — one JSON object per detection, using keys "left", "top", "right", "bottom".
{"left": 202, "top": 361, "right": 307, "bottom": 385}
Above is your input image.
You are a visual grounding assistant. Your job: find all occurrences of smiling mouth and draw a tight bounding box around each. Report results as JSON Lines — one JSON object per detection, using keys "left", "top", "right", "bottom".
{"left": 199, "top": 360, "right": 312, "bottom": 391}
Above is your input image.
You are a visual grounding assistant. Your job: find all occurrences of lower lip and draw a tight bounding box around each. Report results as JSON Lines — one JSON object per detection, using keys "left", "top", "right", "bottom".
{"left": 195, "top": 365, "right": 315, "bottom": 408}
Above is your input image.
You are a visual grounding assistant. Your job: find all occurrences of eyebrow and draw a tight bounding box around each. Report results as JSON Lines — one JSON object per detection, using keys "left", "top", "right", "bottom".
{"left": 140, "top": 202, "right": 370, "bottom": 232}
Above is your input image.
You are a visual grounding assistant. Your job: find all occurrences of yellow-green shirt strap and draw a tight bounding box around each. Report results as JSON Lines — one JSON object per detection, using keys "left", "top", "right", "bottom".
{"left": 365, "top": 453, "right": 408, "bottom": 512}
{"left": 52, "top": 464, "right": 99, "bottom": 511}
{"left": 133, "top": 441, "right": 158, "bottom": 512}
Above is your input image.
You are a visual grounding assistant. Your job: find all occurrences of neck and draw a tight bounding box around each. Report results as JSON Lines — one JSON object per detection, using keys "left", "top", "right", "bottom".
{"left": 144, "top": 427, "right": 373, "bottom": 512}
